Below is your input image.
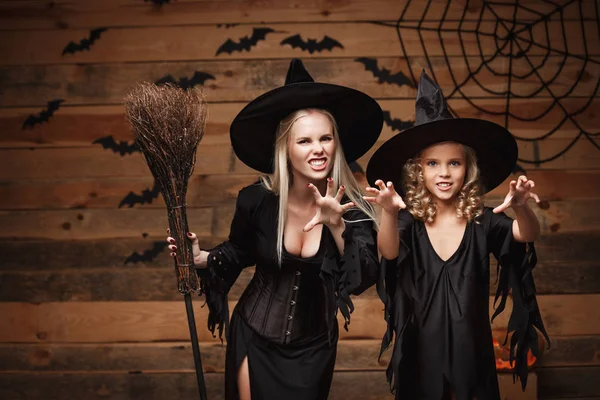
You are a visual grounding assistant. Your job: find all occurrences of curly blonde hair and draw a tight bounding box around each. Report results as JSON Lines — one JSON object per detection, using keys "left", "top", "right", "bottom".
{"left": 402, "top": 144, "right": 484, "bottom": 223}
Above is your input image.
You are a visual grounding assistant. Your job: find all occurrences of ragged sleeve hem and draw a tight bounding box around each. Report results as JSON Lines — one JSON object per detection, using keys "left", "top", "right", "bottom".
{"left": 379, "top": 211, "right": 413, "bottom": 356}
{"left": 195, "top": 184, "right": 261, "bottom": 341}
{"left": 378, "top": 253, "right": 414, "bottom": 395}
{"left": 491, "top": 237, "right": 550, "bottom": 390}
{"left": 196, "top": 244, "right": 242, "bottom": 341}
{"left": 379, "top": 210, "right": 415, "bottom": 394}
{"left": 335, "top": 218, "right": 378, "bottom": 331}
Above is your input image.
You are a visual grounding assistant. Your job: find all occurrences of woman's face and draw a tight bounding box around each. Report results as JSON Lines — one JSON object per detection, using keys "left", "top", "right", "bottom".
{"left": 419, "top": 142, "right": 466, "bottom": 203}
{"left": 288, "top": 111, "right": 337, "bottom": 183}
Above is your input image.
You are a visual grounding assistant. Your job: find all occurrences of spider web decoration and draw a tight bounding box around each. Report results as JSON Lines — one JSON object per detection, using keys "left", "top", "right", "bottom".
{"left": 393, "top": 0, "right": 599, "bottom": 165}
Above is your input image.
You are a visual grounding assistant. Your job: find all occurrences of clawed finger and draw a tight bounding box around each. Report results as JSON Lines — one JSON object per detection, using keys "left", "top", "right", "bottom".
{"left": 508, "top": 180, "right": 517, "bottom": 194}
{"left": 335, "top": 185, "right": 346, "bottom": 202}
{"left": 325, "top": 177, "right": 334, "bottom": 197}
{"left": 493, "top": 193, "right": 513, "bottom": 213}
{"left": 516, "top": 175, "right": 528, "bottom": 190}
{"left": 341, "top": 201, "right": 355, "bottom": 212}
{"left": 525, "top": 180, "right": 535, "bottom": 190}
{"left": 307, "top": 183, "right": 322, "bottom": 201}
{"left": 398, "top": 197, "right": 407, "bottom": 209}
{"left": 303, "top": 219, "right": 318, "bottom": 232}
{"left": 492, "top": 203, "right": 508, "bottom": 214}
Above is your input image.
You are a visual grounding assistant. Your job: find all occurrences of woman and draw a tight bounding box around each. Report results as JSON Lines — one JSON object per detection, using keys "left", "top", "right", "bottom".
{"left": 168, "top": 59, "right": 383, "bottom": 400}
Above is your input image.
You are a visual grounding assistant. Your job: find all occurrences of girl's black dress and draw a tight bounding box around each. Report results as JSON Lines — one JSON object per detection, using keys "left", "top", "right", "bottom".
{"left": 198, "top": 182, "right": 379, "bottom": 399}
{"left": 379, "top": 208, "right": 549, "bottom": 400}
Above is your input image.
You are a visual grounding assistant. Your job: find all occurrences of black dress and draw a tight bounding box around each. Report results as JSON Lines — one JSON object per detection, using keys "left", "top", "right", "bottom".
{"left": 379, "top": 208, "right": 549, "bottom": 400}
{"left": 198, "top": 182, "right": 379, "bottom": 399}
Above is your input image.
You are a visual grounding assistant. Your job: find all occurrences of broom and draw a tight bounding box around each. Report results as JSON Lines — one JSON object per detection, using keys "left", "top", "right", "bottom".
{"left": 124, "top": 82, "right": 208, "bottom": 400}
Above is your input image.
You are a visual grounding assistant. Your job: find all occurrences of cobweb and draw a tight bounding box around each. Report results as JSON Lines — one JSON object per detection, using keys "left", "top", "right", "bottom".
{"left": 393, "top": 0, "right": 599, "bottom": 165}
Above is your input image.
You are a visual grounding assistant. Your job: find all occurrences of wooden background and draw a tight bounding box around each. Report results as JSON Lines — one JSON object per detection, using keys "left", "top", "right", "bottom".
{"left": 0, "top": 0, "right": 599, "bottom": 399}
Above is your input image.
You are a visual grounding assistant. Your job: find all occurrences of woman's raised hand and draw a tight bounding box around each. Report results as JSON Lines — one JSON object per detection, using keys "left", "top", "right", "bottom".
{"left": 303, "top": 177, "right": 355, "bottom": 232}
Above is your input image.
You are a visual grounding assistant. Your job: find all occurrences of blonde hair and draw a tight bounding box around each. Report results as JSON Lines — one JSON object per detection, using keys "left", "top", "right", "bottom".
{"left": 261, "top": 108, "right": 377, "bottom": 264}
{"left": 402, "top": 143, "right": 483, "bottom": 223}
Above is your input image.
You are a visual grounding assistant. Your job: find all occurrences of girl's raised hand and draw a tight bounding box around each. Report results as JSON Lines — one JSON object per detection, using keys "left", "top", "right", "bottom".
{"left": 493, "top": 175, "right": 540, "bottom": 214}
{"left": 364, "top": 180, "right": 406, "bottom": 213}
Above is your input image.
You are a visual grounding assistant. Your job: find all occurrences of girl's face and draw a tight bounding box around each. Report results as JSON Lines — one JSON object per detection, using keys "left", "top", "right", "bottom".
{"left": 420, "top": 142, "right": 466, "bottom": 203}
{"left": 288, "top": 111, "right": 337, "bottom": 183}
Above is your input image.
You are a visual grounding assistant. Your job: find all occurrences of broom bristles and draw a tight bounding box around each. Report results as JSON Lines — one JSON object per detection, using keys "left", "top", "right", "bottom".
{"left": 124, "top": 82, "right": 208, "bottom": 294}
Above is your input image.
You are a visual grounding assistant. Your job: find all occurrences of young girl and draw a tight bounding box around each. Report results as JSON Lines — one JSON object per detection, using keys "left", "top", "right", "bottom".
{"left": 364, "top": 71, "right": 549, "bottom": 400}
{"left": 168, "top": 59, "right": 383, "bottom": 400}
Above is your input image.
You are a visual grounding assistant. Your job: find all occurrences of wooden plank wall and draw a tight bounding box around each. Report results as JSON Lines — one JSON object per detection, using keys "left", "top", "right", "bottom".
{"left": 0, "top": 0, "right": 599, "bottom": 399}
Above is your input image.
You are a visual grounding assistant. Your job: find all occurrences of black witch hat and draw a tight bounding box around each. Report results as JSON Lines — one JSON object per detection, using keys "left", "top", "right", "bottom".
{"left": 366, "top": 70, "right": 517, "bottom": 194}
{"left": 230, "top": 59, "right": 383, "bottom": 173}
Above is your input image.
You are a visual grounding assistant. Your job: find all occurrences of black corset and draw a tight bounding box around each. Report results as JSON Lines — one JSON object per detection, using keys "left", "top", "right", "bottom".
{"left": 236, "top": 255, "right": 329, "bottom": 345}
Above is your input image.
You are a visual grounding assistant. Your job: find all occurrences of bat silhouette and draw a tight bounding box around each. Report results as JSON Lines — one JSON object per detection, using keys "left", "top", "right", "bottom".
{"left": 62, "top": 28, "right": 108, "bottom": 55}
{"left": 349, "top": 161, "right": 364, "bottom": 175}
{"left": 22, "top": 99, "right": 64, "bottom": 129}
{"left": 155, "top": 71, "right": 215, "bottom": 89}
{"left": 382, "top": 111, "right": 414, "bottom": 132}
{"left": 124, "top": 241, "right": 168, "bottom": 264}
{"left": 119, "top": 181, "right": 161, "bottom": 208}
{"left": 216, "top": 27, "right": 275, "bottom": 55}
{"left": 355, "top": 57, "right": 415, "bottom": 87}
{"left": 280, "top": 34, "right": 344, "bottom": 54}
{"left": 93, "top": 136, "right": 139, "bottom": 156}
